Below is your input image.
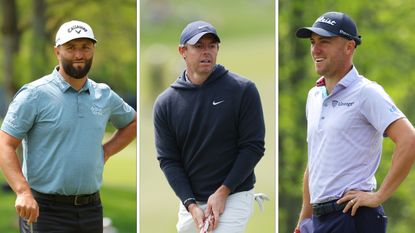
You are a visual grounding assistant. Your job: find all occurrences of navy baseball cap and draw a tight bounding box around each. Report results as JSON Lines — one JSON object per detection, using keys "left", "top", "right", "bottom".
{"left": 179, "top": 20, "right": 220, "bottom": 46}
{"left": 296, "top": 12, "right": 361, "bottom": 46}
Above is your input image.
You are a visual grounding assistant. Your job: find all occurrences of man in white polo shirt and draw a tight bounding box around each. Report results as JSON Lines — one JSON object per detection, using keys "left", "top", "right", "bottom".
{"left": 293, "top": 11, "right": 415, "bottom": 233}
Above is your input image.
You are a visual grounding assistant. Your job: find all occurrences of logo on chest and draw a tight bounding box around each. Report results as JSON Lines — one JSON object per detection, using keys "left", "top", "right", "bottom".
{"left": 212, "top": 100, "right": 224, "bottom": 106}
{"left": 90, "top": 106, "right": 103, "bottom": 116}
{"left": 332, "top": 100, "right": 354, "bottom": 108}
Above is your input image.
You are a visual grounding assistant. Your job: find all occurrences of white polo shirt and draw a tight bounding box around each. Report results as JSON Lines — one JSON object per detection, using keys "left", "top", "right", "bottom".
{"left": 306, "top": 66, "right": 405, "bottom": 204}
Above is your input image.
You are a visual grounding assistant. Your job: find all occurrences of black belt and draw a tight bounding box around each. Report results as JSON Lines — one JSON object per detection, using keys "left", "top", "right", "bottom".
{"left": 31, "top": 189, "right": 100, "bottom": 206}
{"left": 312, "top": 200, "right": 347, "bottom": 217}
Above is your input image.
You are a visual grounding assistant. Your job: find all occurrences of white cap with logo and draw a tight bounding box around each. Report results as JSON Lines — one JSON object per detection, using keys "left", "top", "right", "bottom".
{"left": 55, "top": 20, "right": 97, "bottom": 47}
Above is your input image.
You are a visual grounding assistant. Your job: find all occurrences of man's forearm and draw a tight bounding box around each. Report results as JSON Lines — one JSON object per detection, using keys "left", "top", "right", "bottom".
{"left": 0, "top": 151, "right": 31, "bottom": 195}
{"left": 223, "top": 150, "right": 263, "bottom": 192}
{"left": 376, "top": 118, "right": 415, "bottom": 204}
{"left": 103, "top": 114, "right": 137, "bottom": 158}
{"left": 0, "top": 131, "right": 30, "bottom": 195}
{"left": 0, "top": 131, "right": 39, "bottom": 224}
{"left": 160, "top": 158, "right": 195, "bottom": 202}
{"left": 376, "top": 138, "right": 415, "bottom": 203}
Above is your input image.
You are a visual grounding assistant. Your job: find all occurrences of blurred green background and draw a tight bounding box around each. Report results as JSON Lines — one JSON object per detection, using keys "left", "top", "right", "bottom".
{"left": 140, "top": 0, "right": 275, "bottom": 232}
{"left": 279, "top": 0, "right": 415, "bottom": 232}
{"left": 0, "top": 0, "right": 136, "bottom": 109}
{"left": 0, "top": 0, "right": 136, "bottom": 232}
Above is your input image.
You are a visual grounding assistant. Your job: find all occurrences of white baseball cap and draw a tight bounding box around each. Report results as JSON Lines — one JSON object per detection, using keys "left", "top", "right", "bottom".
{"left": 55, "top": 20, "right": 97, "bottom": 47}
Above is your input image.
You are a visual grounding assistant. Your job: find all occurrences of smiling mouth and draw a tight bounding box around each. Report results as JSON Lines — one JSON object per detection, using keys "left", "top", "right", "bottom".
{"left": 315, "top": 58, "right": 324, "bottom": 63}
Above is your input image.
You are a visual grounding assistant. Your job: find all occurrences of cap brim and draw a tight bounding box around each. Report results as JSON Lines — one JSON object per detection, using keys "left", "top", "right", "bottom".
{"left": 296, "top": 27, "right": 338, "bottom": 38}
{"left": 55, "top": 37, "right": 97, "bottom": 47}
{"left": 186, "top": 32, "right": 220, "bottom": 45}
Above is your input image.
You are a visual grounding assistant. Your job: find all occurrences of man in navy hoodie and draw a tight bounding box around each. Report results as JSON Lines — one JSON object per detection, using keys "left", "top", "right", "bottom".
{"left": 153, "top": 20, "right": 266, "bottom": 233}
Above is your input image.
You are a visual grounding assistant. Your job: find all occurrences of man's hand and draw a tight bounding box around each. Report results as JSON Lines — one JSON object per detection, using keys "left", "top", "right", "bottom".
{"left": 0, "top": 132, "right": 39, "bottom": 224}
{"left": 200, "top": 214, "right": 213, "bottom": 233}
{"left": 337, "top": 190, "right": 382, "bottom": 216}
{"left": 188, "top": 203, "right": 205, "bottom": 230}
{"left": 15, "top": 191, "right": 39, "bottom": 224}
{"left": 204, "top": 185, "right": 230, "bottom": 230}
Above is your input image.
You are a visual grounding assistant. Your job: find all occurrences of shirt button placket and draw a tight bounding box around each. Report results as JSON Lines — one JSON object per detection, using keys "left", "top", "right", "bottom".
{"left": 318, "top": 100, "right": 328, "bottom": 128}
{"left": 77, "top": 92, "right": 84, "bottom": 118}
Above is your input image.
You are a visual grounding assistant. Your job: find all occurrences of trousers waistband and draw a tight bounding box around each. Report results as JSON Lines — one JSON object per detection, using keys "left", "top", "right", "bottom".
{"left": 312, "top": 200, "right": 347, "bottom": 217}
{"left": 31, "top": 189, "right": 100, "bottom": 206}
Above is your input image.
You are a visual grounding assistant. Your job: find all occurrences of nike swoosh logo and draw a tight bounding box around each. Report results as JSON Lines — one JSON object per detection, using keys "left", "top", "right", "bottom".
{"left": 198, "top": 25, "right": 208, "bottom": 29}
{"left": 212, "top": 100, "right": 224, "bottom": 106}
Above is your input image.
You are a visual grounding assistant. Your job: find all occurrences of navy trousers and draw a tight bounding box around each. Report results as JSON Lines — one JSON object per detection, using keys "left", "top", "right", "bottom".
{"left": 313, "top": 206, "right": 387, "bottom": 233}
{"left": 19, "top": 196, "right": 103, "bottom": 233}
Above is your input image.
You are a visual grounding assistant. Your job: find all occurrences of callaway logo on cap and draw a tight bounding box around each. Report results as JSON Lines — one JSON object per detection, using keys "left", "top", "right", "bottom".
{"left": 295, "top": 11, "right": 362, "bottom": 46}
{"left": 55, "top": 20, "right": 97, "bottom": 47}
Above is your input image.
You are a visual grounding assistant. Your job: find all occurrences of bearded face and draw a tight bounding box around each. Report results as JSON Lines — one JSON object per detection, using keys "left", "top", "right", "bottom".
{"left": 56, "top": 38, "right": 95, "bottom": 80}
{"left": 61, "top": 56, "right": 93, "bottom": 79}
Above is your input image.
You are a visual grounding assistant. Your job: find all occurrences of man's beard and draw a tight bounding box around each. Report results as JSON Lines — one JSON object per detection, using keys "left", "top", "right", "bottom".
{"left": 61, "top": 57, "right": 93, "bottom": 79}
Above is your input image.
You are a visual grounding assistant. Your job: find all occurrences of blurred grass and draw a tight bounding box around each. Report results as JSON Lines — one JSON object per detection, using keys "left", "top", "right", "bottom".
{"left": 140, "top": 0, "right": 275, "bottom": 232}
{"left": 0, "top": 185, "right": 16, "bottom": 233}
{"left": 0, "top": 137, "right": 136, "bottom": 233}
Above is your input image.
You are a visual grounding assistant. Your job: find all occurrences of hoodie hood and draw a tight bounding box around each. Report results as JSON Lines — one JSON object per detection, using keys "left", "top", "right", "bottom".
{"left": 171, "top": 64, "right": 229, "bottom": 89}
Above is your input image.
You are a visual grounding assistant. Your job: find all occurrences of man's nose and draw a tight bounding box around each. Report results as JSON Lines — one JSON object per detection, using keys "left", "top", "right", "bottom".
{"left": 74, "top": 48, "right": 84, "bottom": 58}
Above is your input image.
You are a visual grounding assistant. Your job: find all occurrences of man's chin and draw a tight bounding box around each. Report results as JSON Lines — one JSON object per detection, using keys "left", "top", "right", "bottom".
{"left": 71, "top": 75, "right": 86, "bottom": 80}
{"left": 199, "top": 66, "right": 214, "bottom": 74}
{"left": 73, "top": 65, "right": 85, "bottom": 70}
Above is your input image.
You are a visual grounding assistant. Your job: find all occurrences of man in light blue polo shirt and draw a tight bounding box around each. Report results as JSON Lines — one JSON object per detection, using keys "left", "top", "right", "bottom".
{"left": 0, "top": 20, "right": 136, "bottom": 233}
{"left": 293, "top": 12, "right": 415, "bottom": 233}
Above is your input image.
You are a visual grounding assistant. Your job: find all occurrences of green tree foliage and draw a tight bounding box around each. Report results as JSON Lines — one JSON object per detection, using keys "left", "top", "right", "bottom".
{"left": 279, "top": 1, "right": 415, "bottom": 232}
{"left": 0, "top": 0, "right": 136, "bottom": 103}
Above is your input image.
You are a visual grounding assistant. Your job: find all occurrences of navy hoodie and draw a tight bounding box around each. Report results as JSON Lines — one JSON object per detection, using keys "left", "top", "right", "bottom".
{"left": 153, "top": 64, "right": 265, "bottom": 202}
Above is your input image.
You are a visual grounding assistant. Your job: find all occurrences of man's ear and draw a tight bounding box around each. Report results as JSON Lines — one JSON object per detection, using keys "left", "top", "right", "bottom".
{"left": 345, "top": 40, "right": 356, "bottom": 55}
{"left": 178, "top": 46, "right": 186, "bottom": 59}
{"left": 54, "top": 47, "right": 61, "bottom": 60}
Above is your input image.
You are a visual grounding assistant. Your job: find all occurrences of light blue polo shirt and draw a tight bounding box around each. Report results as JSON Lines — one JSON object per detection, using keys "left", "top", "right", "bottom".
{"left": 306, "top": 66, "right": 405, "bottom": 204}
{"left": 1, "top": 68, "right": 135, "bottom": 195}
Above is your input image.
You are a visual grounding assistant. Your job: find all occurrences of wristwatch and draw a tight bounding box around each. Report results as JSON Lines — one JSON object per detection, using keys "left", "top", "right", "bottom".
{"left": 183, "top": 198, "right": 197, "bottom": 212}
